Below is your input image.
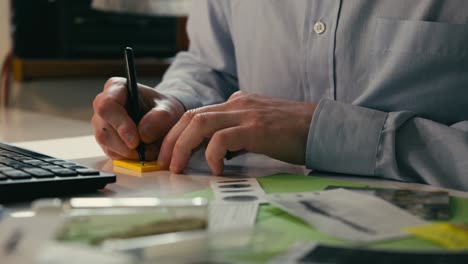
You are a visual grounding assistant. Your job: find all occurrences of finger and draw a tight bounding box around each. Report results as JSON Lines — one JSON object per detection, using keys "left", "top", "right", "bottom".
{"left": 158, "top": 104, "right": 227, "bottom": 169}
{"left": 102, "top": 77, "right": 128, "bottom": 105}
{"left": 142, "top": 143, "right": 160, "bottom": 161}
{"left": 227, "top": 90, "right": 251, "bottom": 101}
{"left": 206, "top": 126, "right": 251, "bottom": 175}
{"left": 139, "top": 108, "right": 174, "bottom": 144}
{"left": 102, "top": 147, "right": 126, "bottom": 160}
{"left": 101, "top": 137, "right": 159, "bottom": 161}
{"left": 94, "top": 91, "right": 139, "bottom": 149}
{"left": 168, "top": 112, "right": 241, "bottom": 173}
{"left": 93, "top": 115, "right": 139, "bottom": 159}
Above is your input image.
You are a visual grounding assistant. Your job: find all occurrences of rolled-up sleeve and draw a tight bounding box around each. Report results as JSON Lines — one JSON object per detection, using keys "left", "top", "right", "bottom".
{"left": 306, "top": 99, "right": 468, "bottom": 191}
{"left": 155, "top": 0, "right": 238, "bottom": 110}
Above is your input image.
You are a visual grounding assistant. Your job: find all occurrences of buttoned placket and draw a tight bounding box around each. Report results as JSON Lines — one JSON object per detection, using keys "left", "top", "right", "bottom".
{"left": 303, "top": 1, "right": 342, "bottom": 102}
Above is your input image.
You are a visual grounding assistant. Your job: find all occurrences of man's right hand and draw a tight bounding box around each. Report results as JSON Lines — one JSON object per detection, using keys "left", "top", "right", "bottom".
{"left": 92, "top": 77, "right": 185, "bottom": 161}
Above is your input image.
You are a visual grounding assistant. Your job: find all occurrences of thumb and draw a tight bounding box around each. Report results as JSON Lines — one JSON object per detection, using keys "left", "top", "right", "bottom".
{"left": 139, "top": 107, "right": 176, "bottom": 144}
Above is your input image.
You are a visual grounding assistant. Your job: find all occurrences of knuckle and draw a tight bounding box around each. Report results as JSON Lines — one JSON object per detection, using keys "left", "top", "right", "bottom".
{"left": 94, "top": 96, "right": 115, "bottom": 117}
{"left": 92, "top": 93, "right": 103, "bottom": 112}
{"left": 181, "top": 109, "right": 198, "bottom": 122}
{"left": 191, "top": 113, "right": 208, "bottom": 127}
{"left": 229, "top": 91, "right": 246, "bottom": 100}
{"left": 104, "top": 77, "right": 125, "bottom": 89}
{"left": 230, "top": 95, "right": 254, "bottom": 108}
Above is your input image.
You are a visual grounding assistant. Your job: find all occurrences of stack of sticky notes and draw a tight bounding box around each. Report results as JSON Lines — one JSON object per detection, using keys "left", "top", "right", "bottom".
{"left": 113, "top": 160, "right": 162, "bottom": 172}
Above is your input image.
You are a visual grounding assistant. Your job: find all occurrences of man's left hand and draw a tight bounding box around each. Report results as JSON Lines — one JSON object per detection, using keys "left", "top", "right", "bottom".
{"left": 158, "top": 91, "right": 318, "bottom": 175}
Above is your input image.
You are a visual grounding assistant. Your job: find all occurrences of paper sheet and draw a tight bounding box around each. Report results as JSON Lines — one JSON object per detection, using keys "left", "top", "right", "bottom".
{"left": 0, "top": 215, "right": 65, "bottom": 264}
{"left": 12, "top": 135, "right": 105, "bottom": 160}
{"left": 209, "top": 202, "right": 259, "bottom": 231}
{"left": 325, "top": 186, "right": 450, "bottom": 220}
{"left": 210, "top": 178, "right": 267, "bottom": 203}
{"left": 269, "top": 189, "right": 428, "bottom": 242}
{"left": 35, "top": 243, "right": 132, "bottom": 264}
{"left": 0, "top": 214, "right": 131, "bottom": 264}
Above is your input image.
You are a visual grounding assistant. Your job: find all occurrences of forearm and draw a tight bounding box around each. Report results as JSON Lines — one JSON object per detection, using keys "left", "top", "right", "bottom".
{"left": 306, "top": 99, "right": 468, "bottom": 191}
{"left": 155, "top": 0, "right": 238, "bottom": 110}
{"left": 155, "top": 51, "right": 238, "bottom": 110}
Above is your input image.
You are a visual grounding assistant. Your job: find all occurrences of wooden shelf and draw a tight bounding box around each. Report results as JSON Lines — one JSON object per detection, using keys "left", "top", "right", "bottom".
{"left": 12, "top": 57, "right": 172, "bottom": 81}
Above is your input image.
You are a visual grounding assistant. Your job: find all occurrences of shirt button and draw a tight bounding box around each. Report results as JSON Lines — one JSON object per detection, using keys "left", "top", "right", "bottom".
{"left": 313, "top": 21, "right": 326, "bottom": 34}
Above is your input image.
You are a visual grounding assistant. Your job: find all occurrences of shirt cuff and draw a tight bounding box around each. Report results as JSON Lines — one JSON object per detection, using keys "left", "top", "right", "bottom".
{"left": 306, "top": 99, "right": 388, "bottom": 176}
{"left": 154, "top": 79, "right": 204, "bottom": 111}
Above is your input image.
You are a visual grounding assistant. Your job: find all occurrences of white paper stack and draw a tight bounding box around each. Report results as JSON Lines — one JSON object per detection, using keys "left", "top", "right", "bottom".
{"left": 269, "top": 188, "right": 428, "bottom": 242}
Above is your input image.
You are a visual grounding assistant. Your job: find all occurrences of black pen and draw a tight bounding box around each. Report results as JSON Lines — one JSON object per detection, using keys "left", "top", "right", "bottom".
{"left": 124, "top": 47, "right": 145, "bottom": 165}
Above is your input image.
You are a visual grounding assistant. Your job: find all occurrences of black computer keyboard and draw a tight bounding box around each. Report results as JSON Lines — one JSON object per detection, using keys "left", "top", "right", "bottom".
{"left": 0, "top": 142, "right": 116, "bottom": 201}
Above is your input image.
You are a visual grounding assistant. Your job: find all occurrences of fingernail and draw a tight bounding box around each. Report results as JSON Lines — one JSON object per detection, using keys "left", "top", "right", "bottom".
{"left": 169, "top": 165, "right": 179, "bottom": 174}
{"left": 157, "top": 159, "right": 166, "bottom": 169}
{"left": 124, "top": 132, "right": 135, "bottom": 145}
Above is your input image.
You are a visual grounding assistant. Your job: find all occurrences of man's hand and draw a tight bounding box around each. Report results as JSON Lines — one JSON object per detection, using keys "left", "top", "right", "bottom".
{"left": 92, "top": 77, "right": 185, "bottom": 160}
{"left": 158, "top": 91, "right": 317, "bottom": 175}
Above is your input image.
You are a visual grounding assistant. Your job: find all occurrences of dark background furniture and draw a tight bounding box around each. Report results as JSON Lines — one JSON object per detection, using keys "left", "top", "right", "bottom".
{"left": 10, "top": 0, "right": 188, "bottom": 80}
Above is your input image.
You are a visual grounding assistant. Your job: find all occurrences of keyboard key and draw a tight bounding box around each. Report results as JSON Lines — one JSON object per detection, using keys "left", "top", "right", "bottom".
{"left": 0, "top": 157, "right": 15, "bottom": 164}
{"left": 3, "top": 170, "right": 32, "bottom": 180}
{"left": 23, "top": 160, "right": 50, "bottom": 166}
{"left": 23, "top": 168, "right": 55, "bottom": 178}
{"left": 52, "top": 161, "right": 71, "bottom": 165}
{"left": 9, "top": 156, "right": 34, "bottom": 161}
{"left": 0, "top": 166, "right": 12, "bottom": 171}
{"left": 6, "top": 162, "right": 34, "bottom": 169}
{"left": 50, "top": 169, "right": 78, "bottom": 177}
{"left": 76, "top": 169, "right": 100, "bottom": 176}
{"left": 63, "top": 165, "right": 87, "bottom": 169}
{"left": 32, "top": 162, "right": 51, "bottom": 167}
{"left": 40, "top": 165, "right": 64, "bottom": 170}
{"left": 0, "top": 173, "right": 6, "bottom": 181}
{"left": 58, "top": 162, "right": 78, "bottom": 167}
{"left": 22, "top": 159, "right": 40, "bottom": 163}
{"left": 42, "top": 158, "right": 64, "bottom": 162}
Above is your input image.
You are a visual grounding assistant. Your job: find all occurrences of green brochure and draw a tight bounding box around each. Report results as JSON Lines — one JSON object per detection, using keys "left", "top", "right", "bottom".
{"left": 182, "top": 173, "right": 468, "bottom": 259}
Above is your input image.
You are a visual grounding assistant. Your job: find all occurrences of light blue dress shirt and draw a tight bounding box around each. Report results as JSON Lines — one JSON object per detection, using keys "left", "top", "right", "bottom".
{"left": 156, "top": 0, "right": 468, "bottom": 191}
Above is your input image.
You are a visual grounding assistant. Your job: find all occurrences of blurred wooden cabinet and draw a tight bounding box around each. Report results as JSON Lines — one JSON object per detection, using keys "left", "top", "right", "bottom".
{"left": 11, "top": 0, "right": 188, "bottom": 80}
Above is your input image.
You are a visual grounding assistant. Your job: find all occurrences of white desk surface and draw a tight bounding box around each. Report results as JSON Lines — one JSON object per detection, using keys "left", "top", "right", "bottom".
{"left": 2, "top": 108, "right": 468, "bottom": 203}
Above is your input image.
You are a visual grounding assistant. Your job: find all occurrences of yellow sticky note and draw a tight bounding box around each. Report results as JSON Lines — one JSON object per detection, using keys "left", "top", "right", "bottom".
{"left": 405, "top": 223, "right": 468, "bottom": 250}
{"left": 113, "top": 160, "right": 162, "bottom": 172}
